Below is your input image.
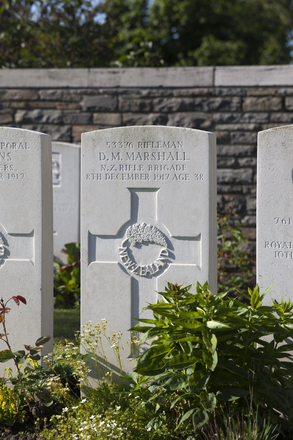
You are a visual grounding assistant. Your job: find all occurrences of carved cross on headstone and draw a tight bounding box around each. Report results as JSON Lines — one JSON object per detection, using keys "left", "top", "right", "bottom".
{"left": 88, "top": 188, "right": 200, "bottom": 336}
{"left": 0, "top": 224, "right": 34, "bottom": 268}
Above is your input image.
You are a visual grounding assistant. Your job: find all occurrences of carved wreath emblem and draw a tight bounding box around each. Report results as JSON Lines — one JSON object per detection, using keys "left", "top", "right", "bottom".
{"left": 0, "top": 225, "right": 8, "bottom": 268}
{"left": 119, "top": 222, "right": 169, "bottom": 277}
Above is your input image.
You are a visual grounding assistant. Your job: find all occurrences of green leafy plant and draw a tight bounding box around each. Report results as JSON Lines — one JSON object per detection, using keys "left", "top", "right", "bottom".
{"left": 131, "top": 282, "right": 293, "bottom": 433}
{"left": 217, "top": 196, "right": 254, "bottom": 294}
{"left": 0, "top": 295, "right": 63, "bottom": 426}
{"left": 54, "top": 243, "right": 80, "bottom": 309}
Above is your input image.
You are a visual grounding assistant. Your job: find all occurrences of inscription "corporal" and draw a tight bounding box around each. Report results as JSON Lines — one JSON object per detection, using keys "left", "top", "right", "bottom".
{"left": 0, "top": 142, "right": 30, "bottom": 150}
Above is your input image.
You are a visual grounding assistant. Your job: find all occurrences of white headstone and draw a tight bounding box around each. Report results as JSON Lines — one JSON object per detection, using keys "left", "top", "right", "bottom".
{"left": 0, "top": 127, "right": 53, "bottom": 372}
{"left": 52, "top": 142, "right": 80, "bottom": 262}
{"left": 257, "top": 125, "right": 293, "bottom": 303}
{"left": 81, "top": 126, "right": 217, "bottom": 376}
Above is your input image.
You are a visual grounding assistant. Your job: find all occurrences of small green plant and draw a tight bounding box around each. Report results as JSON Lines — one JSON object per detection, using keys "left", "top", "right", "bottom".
{"left": 0, "top": 295, "right": 67, "bottom": 427}
{"left": 54, "top": 243, "right": 80, "bottom": 309}
{"left": 131, "top": 282, "right": 293, "bottom": 433}
{"left": 0, "top": 381, "right": 26, "bottom": 426}
{"left": 217, "top": 196, "right": 254, "bottom": 294}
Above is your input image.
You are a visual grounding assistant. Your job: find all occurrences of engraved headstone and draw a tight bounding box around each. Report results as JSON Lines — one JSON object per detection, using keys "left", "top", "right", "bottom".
{"left": 0, "top": 127, "right": 53, "bottom": 372}
{"left": 257, "top": 125, "right": 293, "bottom": 303}
{"left": 52, "top": 142, "right": 80, "bottom": 262}
{"left": 81, "top": 126, "right": 217, "bottom": 375}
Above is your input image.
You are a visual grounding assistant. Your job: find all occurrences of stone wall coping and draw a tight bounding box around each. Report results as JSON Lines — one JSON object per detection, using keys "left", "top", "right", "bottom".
{"left": 215, "top": 65, "right": 293, "bottom": 86}
{"left": 1, "top": 65, "right": 293, "bottom": 88}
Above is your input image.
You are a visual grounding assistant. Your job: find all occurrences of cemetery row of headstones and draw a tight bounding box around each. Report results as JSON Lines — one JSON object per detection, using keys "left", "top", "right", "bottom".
{"left": 0, "top": 124, "right": 290, "bottom": 376}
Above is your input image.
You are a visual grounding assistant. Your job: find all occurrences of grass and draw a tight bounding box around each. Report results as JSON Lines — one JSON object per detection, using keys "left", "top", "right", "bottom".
{"left": 54, "top": 307, "right": 80, "bottom": 343}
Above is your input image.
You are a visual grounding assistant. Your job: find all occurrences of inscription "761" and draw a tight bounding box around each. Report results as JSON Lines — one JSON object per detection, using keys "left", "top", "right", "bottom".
{"left": 274, "top": 217, "right": 291, "bottom": 225}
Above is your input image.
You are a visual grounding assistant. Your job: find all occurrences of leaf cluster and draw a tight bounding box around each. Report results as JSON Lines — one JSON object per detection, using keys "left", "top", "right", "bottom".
{"left": 54, "top": 243, "right": 80, "bottom": 309}
{"left": 131, "top": 282, "right": 293, "bottom": 431}
{"left": 1, "top": 0, "right": 293, "bottom": 67}
{"left": 217, "top": 196, "right": 254, "bottom": 294}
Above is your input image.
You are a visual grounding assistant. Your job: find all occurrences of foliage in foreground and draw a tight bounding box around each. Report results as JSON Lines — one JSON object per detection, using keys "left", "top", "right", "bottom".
{"left": 131, "top": 282, "right": 293, "bottom": 433}
{"left": 217, "top": 196, "right": 254, "bottom": 294}
{"left": 1, "top": 283, "right": 291, "bottom": 438}
{"left": 54, "top": 243, "right": 80, "bottom": 309}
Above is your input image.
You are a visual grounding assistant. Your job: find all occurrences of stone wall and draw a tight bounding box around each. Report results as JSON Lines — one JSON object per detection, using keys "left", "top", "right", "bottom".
{"left": 2, "top": 65, "right": 293, "bottom": 255}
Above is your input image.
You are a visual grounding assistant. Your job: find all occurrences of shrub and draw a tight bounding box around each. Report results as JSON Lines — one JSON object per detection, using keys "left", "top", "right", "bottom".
{"left": 131, "top": 282, "right": 293, "bottom": 433}
{"left": 54, "top": 243, "right": 80, "bottom": 309}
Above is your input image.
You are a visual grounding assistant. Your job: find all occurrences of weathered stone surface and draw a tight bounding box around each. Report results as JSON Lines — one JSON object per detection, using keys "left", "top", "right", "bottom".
{"left": 81, "top": 95, "right": 118, "bottom": 112}
{"left": 72, "top": 125, "right": 101, "bottom": 144}
{"left": 21, "top": 124, "right": 71, "bottom": 141}
{"left": 284, "top": 97, "right": 293, "bottom": 110}
{"left": 217, "top": 157, "right": 237, "bottom": 167}
{"left": 214, "top": 124, "right": 260, "bottom": 131}
{"left": 62, "top": 113, "right": 92, "bottom": 125}
{"left": 194, "top": 97, "right": 241, "bottom": 112}
{"left": 93, "top": 113, "right": 122, "bottom": 125}
{"left": 167, "top": 112, "right": 212, "bottom": 129}
{"left": 270, "top": 112, "right": 293, "bottom": 122}
{"left": 217, "top": 168, "right": 253, "bottom": 183}
{"left": 218, "top": 185, "right": 243, "bottom": 194}
{"left": 174, "top": 88, "right": 214, "bottom": 96}
{"left": 0, "top": 111, "right": 13, "bottom": 124}
{"left": 242, "top": 96, "right": 282, "bottom": 112}
{"left": 245, "top": 87, "right": 279, "bottom": 96}
{"left": 214, "top": 87, "right": 245, "bottom": 96}
{"left": 0, "top": 90, "right": 39, "bottom": 100}
{"left": 122, "top": 112, "right": 168, "bottom": 125}
{"left": 215, "top": 130, "right": 230, "bottom": 144}
{"left": 242, "top": 226, "right": 256, "bottom": 240}
{"left": 231, "top": 132, "right": 257, "bottom": 144}
{"left": 213, "top": 112, "right": 269, "bottom": 123}
{"left": 246, "top": 195, "right": 256, "bottom": 211}
{"left": 238, "top": 157, "right": 256, "bottom": 167}
{"left": 119, "top": 97, "right": 153, "bottom": 112}
{"left": 217, "top": 144, "right": 256, "bottom": 156}
{"left": 276, "top": 88, "right": 293, "bottom": 95}
{"left": 153, "top": 97, "right": 194, "bottom": 112}
{"left": 241, "top": 215, "right": 256, "bottom": 226}
{"left": 39, "top": 90, "right": 81, "bottom": 101}
{"left": 15, "top": 109, "right": 63, "bottom": 124}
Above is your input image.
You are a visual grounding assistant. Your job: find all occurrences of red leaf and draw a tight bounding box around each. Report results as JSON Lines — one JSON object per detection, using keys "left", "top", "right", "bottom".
{"left": 12, "top": 296, "right": 20, "bottom": 306}
{"left": 17, "top": 296, "right": 26, "bottom": 305}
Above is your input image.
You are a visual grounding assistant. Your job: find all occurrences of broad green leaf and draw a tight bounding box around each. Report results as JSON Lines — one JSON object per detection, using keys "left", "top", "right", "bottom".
{"left": 217, "top": 388, "right": 249, "bottom": 401}
{"left": 192, "top": 409, "right": 209, "bottom": 429}
{"left": 217, "top": 359, "right": 247, "bottom": 378}
{"left": 167, "top": 353, "right": 200, "bottom": 370}
{"left": 0, "top": 350, "right": 14, "bottom": 362}
{"left": 201, "top": 392, "right": 217, "bottom": 411}
{"left": 35, "top": 335, "right": 51, "bottom": 347}
{"left": 173, "top": 320, "right": 203, "bottom": 331}
{"left": 179, "top": 408, "right": 197, "bottom": 425}
{"left": 163, "top": 375, "right": 189, "bottom": 391}
{"left": 207, "top": 321, "right": 231, "bottom": 330}
{"left": 189, "top": 371, "right": 210, "bottom": 392}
